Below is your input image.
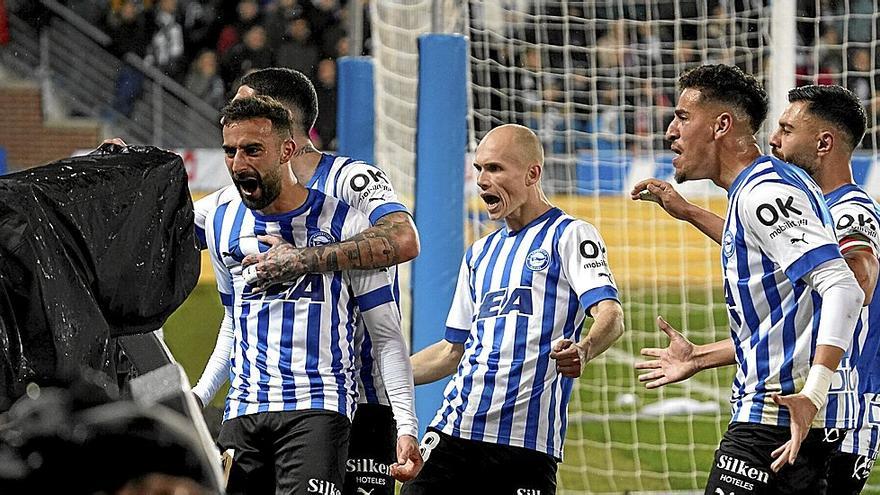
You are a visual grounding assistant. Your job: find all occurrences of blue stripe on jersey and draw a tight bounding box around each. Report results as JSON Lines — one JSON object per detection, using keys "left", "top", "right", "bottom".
{"left": 557, "top": 289, "right": 582, "bottom": 450}
{"left": 455, "top": 233, "right": 508, "bottom": 440}
{"left": 306, "top": 299, "right": 325, "bottom": 410}
{"left": 359, "top": 327, "right": 378, "bottom": 403}
{"left": 332, "top": 158, "right": 358, "bottom": 198}
{"left": 496, "top": 218, "right": 556, "bottom": 444}
{"left": 785, "top": 244, "right": 841, "bottom": 283}
{"left": 748, "top": 255, "right": 782, "bottom": 423}
{"left": 195, "top": 225, "right": 207, "bottom": 250}
{"left": 228, "top": 203, "right": 247, "bottom": 261}
{"left": 279, "top": 299, "right": 297, "bottom": 407}
{"left": 328, "top": 271, "right": 347, "bottom": 417}
{"left": 525, "top": 218, "right": 573, "bottom": 450}
{"left": 368, "top": 202, "right": 408, "bottom": 225}
{"left": 355, "top": 285, "right": 394, "bottom": 312}
{"left": 212, "top": 202, "right": 229, "bottom": 262}
{"left": 308, "top": 154, "right": 336, "bottom": 190}
{"left": 255, "top": 301, "right": 271, "bottom": 412}
{"left": 445, "top": 327, "right": 469, "bottom": 343}
{"left": 235, "top": 302, "right": 253, "bottom": 418}
{"left": 220, "top": 292, "right": 233, "bottom": 307}
{"left": 579, "top": 286, "right": 619, "bottom": 312}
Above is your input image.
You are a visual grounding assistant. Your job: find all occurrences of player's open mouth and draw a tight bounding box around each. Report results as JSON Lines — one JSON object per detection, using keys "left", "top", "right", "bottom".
{"left": 234, "top": 176, "right": 262, "bottom": 196}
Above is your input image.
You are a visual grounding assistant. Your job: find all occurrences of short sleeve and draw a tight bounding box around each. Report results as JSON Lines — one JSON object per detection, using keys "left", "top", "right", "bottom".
{"left": 558, "top": 220, "right": 619, "bottom": 313}
{"left": 831, "top": 199, "right": 880, "bottom": 256}
{"left": 444, "top": 254, "right": 475, "bottom": 343}
{"left": 740, "top": 181, "right": 841, "bottom": 283}
{"left": 333, "top": 161, "right": 409, "bottom": 225}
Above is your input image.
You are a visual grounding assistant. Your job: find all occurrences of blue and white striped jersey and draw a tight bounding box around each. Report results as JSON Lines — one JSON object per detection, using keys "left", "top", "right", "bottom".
{"left": 306, "top": 153, "right": 409, "bottom": 407}
{"left": 828, "top": 184, "right": 880, "bottom": 458}
{"left": 429, "top": 207, "right": 619, "bottom": 460}
{"left": 202, "top": 187, "right": 402, "bottom": 423}
{"left": 722, "top": 155, "right": 850, "bottom": 428}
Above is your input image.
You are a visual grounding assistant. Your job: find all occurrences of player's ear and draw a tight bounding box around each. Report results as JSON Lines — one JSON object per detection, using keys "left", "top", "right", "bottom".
{"left": 714, "top": 113, "right": 733, "bottom": 138}
{"left": 526, "top": 163, "right": 542, "bottom": 186}
{"left": 817, "top": 131, "right": 833, "bottom": 156}
{"left": 280, "top": 137, "right": 296, "bottom": 163}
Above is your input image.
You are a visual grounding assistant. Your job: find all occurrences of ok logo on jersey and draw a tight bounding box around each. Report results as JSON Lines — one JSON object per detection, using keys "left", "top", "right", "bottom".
{"left": 755, "top": 196, "right": 802, "bottom": 226}
{"left": 477, "top": 287, "right": 533, "bottom": 321}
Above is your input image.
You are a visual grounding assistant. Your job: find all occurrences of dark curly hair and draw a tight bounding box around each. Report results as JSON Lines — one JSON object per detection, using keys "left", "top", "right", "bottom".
{"left": 678, "top": 64, "right": 769, "bottom": 134}
{"left": 241, "top": 68, "right": 319, "bottom": 135}
{"left": 788, "top": 84, "right": 867, "bottom": 150}
{"left": 220, "top": 95, "right": 292, "bottom": 137}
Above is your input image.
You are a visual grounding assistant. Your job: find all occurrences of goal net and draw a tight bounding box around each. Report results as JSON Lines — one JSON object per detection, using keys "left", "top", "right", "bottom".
{"left": 370, "top": 0, "right": 880, "bottom": 492}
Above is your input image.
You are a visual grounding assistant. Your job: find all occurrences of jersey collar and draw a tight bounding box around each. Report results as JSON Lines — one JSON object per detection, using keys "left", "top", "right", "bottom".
{"left": 503, "top": 207, "right": 562, "bottom": 237}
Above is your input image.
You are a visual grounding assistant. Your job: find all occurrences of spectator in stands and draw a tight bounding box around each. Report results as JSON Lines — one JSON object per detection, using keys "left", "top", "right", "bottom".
{"left": 846, "top": 47, "right": 873, "bottom": 107}
{"left": 145, "top": 0, "right": 185, "bottom": 81}
{"left": 275, "top": 17, "right": 320, "bottom": 79}
{"left": 185, "top": 49, "right": 225, "bottom": 110}
{"left": 264, "top": 0, "right": 305, "bottom": 49}
{"left": 313, "top": 58, "right": 337, "bottom": 149}
{"left": 215, "top": 0, "right": 261, "bottom": 57}
{"left": 105, "top": 0, "right": 149, "bottom": 117}
{"left": 221, "top": 24, "right": 273, "bottom": 93}
{"left": 182, "top": 0, "right": 221, "bottom": 59}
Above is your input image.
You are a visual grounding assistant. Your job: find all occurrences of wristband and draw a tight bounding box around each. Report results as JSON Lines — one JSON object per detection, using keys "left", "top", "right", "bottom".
{"left": 800, "top": 364, "right": 834, "bottom": 410}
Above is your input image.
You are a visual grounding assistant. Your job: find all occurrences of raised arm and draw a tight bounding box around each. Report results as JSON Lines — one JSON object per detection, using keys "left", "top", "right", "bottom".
{"left": 631, "top": 178, "right": 725, "bottom": 245}
{"left": 242, "top": 211, "right": 418, "bottom": 291}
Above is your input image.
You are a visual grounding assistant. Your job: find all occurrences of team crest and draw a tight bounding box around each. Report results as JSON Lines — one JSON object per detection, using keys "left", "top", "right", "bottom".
{"left": 526, "top": 249, "right": 550, "bottom": 271}
{"left": 308, "top": 231, "right": 336, "bottom": 247}
{"left": 723, "top": 231, "right": 734, "bottom": 258}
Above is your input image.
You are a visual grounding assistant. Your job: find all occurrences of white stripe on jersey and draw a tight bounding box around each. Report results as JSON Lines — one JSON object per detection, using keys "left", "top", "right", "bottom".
{"left": 308, "top": 153, "right": 409, "bottom": 406}
{"left": 203, "top": 188, "right": 396, "bottom": 421}
{"left": 722, "top": 156, "right": 849, "bottom": 428}
{"left": 430, "top": 207, "right": 619, "bottom": 460}
{"left": 827, "top": 184, "right": 880, "bottom": 457}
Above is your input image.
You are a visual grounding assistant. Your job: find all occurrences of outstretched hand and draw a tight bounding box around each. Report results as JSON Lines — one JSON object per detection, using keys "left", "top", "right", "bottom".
{"left": 630, "top": 179, "right": 693, "bottom": 221}
{"left": 634, "top": 316, "right": 701, "bottom": 389}
{"left": 769, "top": 393, "right": 818, "bottom": 472}
{"left": 241, "top": 235, "right": 306, "bottom": 292}
{"left": 550, "top": 339, "right": 590, "bottom": 378}
{"left": 390, "top": 434, "right": 423, "bottom": 482}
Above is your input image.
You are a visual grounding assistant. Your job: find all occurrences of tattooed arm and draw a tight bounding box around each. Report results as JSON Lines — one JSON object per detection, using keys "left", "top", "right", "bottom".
{"left": 241, "top": 211, "right": 419, "bottom": 290}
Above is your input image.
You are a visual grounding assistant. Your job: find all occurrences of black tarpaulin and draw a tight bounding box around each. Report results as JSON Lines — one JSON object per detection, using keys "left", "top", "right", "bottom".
{"left": 0, "top": 145, "right": 200, "bottom": 409}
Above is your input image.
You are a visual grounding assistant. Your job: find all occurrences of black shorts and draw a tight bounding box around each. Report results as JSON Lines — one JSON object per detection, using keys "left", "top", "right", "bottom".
{"left": 400, "top": 428, "right": 557, "bottom": 495}
{"left": 344, "top": 404, "right": 397, "bottom": 495}
{"left": 705, "top": 422, "right": 844, "bottom": 495}
{"left": 218, "top": 409, "right": 351, "bottom": 495}
{"left": 825, "top": 450, "right": 875, "bottom": 495}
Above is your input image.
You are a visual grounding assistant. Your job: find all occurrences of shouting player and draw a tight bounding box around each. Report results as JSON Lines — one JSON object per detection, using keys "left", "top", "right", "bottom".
{"left": 401, "top": 124, "right": 625, "bottom": 495}
{"left": 191, "top": 68, "right": 420, "bottom": 495}
{"left": 634, "top": 84, "right": 880, "bottom": 494}
{"left": 200, "top": 96, "right": 419, "bottom": 494}
{"left": 632, "top": 66, "right": 865, "bottom": 494}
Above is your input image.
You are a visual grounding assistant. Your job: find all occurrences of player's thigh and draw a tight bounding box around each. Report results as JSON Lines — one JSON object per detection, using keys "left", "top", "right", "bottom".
{"left": 704, "top": 423, "right": 783, "bottom": 495}
{"left": 480, "top": 441, "right": 557, "bottom": 495}
{"left": 825, "top": 450, "right": 873, "bottom": 495}
{"left": 218, "top": 415, "right": 275, "bottom": 495}
{"left": 344, "top": 404, "right": 396, "bottom": 495}
{"left": 272, "top": 410, "right": 351, "bottom": 495}
{"left": 400, "top": 429, "right": 475, "bottom": 495}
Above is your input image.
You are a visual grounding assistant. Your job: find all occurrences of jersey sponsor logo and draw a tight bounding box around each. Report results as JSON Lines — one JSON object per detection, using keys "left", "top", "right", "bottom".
{"left": 350, "top": 169, "right": 390, "bottom": 192}
{"left": 767, "top": 218, "right": 808, "bottom": 240}
{"left": 307, "top": 479, "right": 341, "bottom": 495}
{"left": 308, "top": 231, "right": 336, "bottom": 246}
{"left": 477, "top": 287, "right": 533, "bottom": 321}
{"left": 526, "top": 249, "right": 550, "bottom": 271}
{"left": 756, "top": 196, "right": 803, "bottom": 226}
{"left": 837, "top": 213, "right": 876, "bottom": 231}
{"left": 723, "top": 231, "right": 734, "bottom": 258}
{"left": 356, "top": 489, "right": 375, "bottom": 495}
{"left": 829, "top": 357, "right": 855, "bottom": 394}
{"left": 244, "top": 273, "right": 325, "bottom": 302}
{"left": 579, "top": 240, "right": 605, "bottom": 258}
{"left": 346, "top": 458, "right": 391, "bottom": 476}
{"left": 716, "top": 454, "right": 769, "bottom": 484}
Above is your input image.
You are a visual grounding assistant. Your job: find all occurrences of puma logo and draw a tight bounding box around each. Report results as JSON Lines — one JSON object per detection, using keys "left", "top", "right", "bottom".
{"left": 790, "top": 233, "right": 808, "bottom": 245}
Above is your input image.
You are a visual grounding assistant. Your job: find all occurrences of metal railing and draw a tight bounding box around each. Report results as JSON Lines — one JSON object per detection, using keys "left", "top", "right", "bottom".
{"left": 1, "top": 0, "right": 219, "bottom": 148}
